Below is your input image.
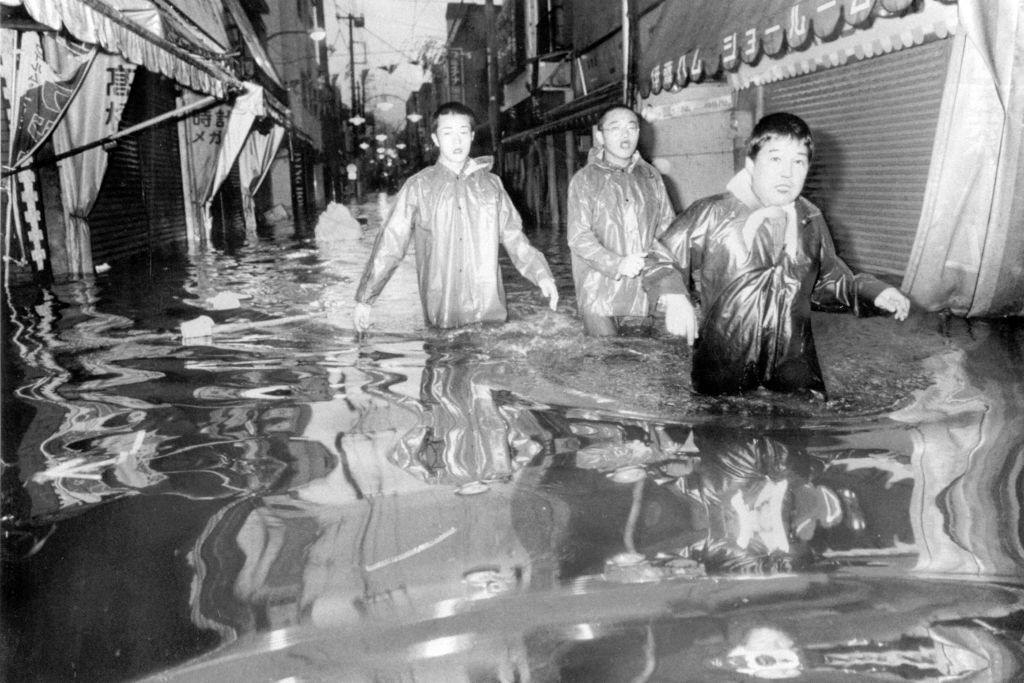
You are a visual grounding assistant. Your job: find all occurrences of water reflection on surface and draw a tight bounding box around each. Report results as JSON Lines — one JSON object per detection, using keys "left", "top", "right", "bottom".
{"left": 2, "top": 209, "right": 1023, "bottom": 681}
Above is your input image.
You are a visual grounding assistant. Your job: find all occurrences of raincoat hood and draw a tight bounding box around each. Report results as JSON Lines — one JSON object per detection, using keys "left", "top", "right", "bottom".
{"left": 441, "top": 155, "right": 494, "bottom": 178}
{"left": 586, "top": 146, "right": 645, "bottom": 174}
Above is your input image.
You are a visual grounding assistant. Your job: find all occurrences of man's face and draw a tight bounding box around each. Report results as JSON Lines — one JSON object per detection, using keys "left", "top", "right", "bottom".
{"left": 431, "top": 112, "right": 474, "bottom": 166}
{"left": 596, "top": 108, "right": 640, "bottom": 166}
{"left": 745, "top": 136, "right": 810, "bottom": 207}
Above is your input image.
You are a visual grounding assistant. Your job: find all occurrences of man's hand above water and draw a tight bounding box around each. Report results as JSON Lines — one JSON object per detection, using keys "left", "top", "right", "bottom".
{"left": 539, "top": 278, "right": 559, "bottom": 311}
{"left": 661, "top": 293, "right": 698, "bottom": 346}
{"left": 873, "top": 287, "right": 911, "bottom": 321}
{"left": 354, "top": 302, "right": 373, "bottom": 333}
{"left": 616, "top": 252, "right": 646, "bottom": 279}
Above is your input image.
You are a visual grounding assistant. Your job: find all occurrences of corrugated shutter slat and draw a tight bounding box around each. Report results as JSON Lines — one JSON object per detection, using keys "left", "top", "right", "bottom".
{"left": 763, "top": 38, "right": 952, "bottom": 277}
{"left": 89, "top": 69, "right": 187, "bottom": 263}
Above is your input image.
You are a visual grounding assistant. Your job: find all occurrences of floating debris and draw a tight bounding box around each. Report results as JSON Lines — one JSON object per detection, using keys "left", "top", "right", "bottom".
{"left": 607, "top": 465, "right": 645, "bottom": 483}
{"left": 455, "top": 481, "right": 490, "bottom": 496}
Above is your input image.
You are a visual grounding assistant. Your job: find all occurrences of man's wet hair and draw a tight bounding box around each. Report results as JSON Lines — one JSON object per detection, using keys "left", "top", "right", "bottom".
{"left": 432, "top": 101, "right": 477, "bottom": 131}
{"left": 747, "top": 112, "right": 814, "bottom": 161}
{"left": 596, "top": 103, "right": 638, "bottom": 129}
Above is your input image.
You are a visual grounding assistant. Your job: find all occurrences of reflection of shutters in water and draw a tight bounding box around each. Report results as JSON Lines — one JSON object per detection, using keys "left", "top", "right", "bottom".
{"left": 89, "top": 69, "right": 187, "bottom": 263}
{"left": 762, "top": 38, "right": 951, "bottom": 277}
{"left": 210, "top": 162, "right": 245, "bottom": 249}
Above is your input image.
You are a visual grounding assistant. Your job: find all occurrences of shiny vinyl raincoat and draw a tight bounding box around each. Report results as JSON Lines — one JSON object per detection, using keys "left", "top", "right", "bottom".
{"left": 567, "top": 148, "right": 675, "bottom": 317}
{"left": 356, "top": 157, "right": 554, "bottom": 329}
{"left": 645, "top": 170, "right": 888, "bottom": 396}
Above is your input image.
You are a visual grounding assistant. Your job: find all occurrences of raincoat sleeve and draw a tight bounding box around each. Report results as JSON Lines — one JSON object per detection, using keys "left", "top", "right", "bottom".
{"left": 355, "top": 179, "right": 418, "bottom": 305}
{"left": 566, "top": 172, "right": 625, "bottom": 277}
{"left": 643, "top": 198, "right": 713, "bottom": 306}
{"left": 809, "top": 214, "right": 887, "bottom": 314}
{"left": 654, "top": 175, "right": 676, "bottom": 238}
{"left": 497, "top": 180, "right": 554, "bottom": 286}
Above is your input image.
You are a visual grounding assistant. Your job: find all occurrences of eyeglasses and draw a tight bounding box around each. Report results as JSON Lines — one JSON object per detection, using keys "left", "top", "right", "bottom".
{"left": 601, "top": 123, "right": 639, "bottom": 134}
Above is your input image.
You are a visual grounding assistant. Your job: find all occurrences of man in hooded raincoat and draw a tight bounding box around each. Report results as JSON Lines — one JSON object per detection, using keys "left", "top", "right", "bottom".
{"left": 567, "top": 105, "right": 675, "bottom": 336}
{"left": 644, "top": 112, "right": 910, "bottom": 397}
{"left": 354, "top": 102, "right": 558, "bottom": 331}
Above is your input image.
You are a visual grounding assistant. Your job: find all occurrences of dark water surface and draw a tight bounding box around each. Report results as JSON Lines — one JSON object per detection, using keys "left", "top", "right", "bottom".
{"left": 3, "top": 201, "right": 1023, "bottom": 682}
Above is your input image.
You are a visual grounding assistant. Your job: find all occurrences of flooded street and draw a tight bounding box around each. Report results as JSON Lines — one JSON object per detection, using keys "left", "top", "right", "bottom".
{"left": 3, "top": 200, "right": 1023, "bottom": 682}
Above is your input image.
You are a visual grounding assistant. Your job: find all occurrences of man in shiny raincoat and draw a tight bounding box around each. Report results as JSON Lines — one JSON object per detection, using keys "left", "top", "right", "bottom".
{"left": 567, "top": 105, "right": 675, "bottom": 336}
{"left": 354, "top": 102, "right": 558, "bottom": 331}
{"left": 644, "top": 112, "right": 910, "bottom": 397}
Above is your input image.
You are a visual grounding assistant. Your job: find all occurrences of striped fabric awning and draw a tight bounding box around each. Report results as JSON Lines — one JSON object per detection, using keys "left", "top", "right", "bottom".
{"left": 13, "top": 0, "right": 242, "bottom": 99}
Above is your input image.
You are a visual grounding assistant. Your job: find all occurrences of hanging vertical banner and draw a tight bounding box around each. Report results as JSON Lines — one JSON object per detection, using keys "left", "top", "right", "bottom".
{"left": 447, "top": 51, "right": 464, "bottom": 103}
{"left": 9, "top": 33, "right": 95, "bottom": 168}
{"left": 179, "top": 90, "right": 230, "bottom": 243}
{"left": 3, "top": 32, "right": 95, "bottom": 276}
{"left": 202, "top": 84, "right": 265, "bottom": 241}
{"left": 50, "top": 51, "right": 137, "bottom": 277}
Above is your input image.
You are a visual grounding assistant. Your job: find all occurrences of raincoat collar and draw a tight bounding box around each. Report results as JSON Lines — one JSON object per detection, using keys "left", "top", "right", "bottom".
{"left": 726, "top": 168, "right": 818, "bottom": 218}
{"left": 726, "top": 168, "right": 767, "bottom": 211}
{"left": 437, "top": 155, "right": 494, "bottom": 178}
{"left": 588, "top": 146, "right": 643, "bottom": 173}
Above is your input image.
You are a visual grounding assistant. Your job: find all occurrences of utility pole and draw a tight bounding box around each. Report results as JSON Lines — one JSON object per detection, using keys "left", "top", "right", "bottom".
{"left": 340, "top": 13, "right": 364, "bottom": 114}
{"left": 484, "top": 0, "right": 502, "bottom": 170}
{"left": 314, "top": 0, "right": 336, "bottom": 202}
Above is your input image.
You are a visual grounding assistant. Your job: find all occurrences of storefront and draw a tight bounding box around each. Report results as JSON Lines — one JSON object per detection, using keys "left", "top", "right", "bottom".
{"left": 2, "top": 0, "right": 291, "bottom": 279}
{"left": 638, "top": 0, "right": 1023, "bottom": 316}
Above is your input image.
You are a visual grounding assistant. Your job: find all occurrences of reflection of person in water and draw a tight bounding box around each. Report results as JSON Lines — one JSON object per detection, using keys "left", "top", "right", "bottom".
{"left": 513, "top": 419, "right": 917, "bottom": 582}
{"left": 677, "top": 424, "right": 916, "bottom": 574}
{"left": 389, "top": 353, "right": 550, "bottom": 485}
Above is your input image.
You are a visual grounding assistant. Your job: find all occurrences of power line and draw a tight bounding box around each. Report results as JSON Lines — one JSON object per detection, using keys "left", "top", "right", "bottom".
{"left": 363, "top": 24, "right": 423, "bottom": 63}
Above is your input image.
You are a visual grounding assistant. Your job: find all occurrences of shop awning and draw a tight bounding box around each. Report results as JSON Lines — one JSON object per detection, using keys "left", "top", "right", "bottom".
{"left": 159, "top": 0, "right": 230, "bottom": 50}
{"left": 14, "top": 0, "right": 242, "bottom": 98}
{"left": 222, "top": 0, "right": 282, "bottom": 88}
{"left": 502, "top": 82, "right": 618, "bottom": 144}
{"left": 640, "top": 0, "right": 958, "bottom": 97}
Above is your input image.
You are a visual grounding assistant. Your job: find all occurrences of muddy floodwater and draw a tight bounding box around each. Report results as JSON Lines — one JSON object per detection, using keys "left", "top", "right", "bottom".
{"left": 3, "top": 200, "right": 1023, "bottom": 682}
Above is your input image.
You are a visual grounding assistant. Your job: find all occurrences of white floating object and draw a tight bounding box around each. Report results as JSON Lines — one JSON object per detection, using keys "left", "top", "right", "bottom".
{"left": 608, "top": 466, "right": 645, "bottom": 483}
{"left": 207, "top": 292, "right": 242, "bottom": 310}
{"left": 455, "top": 481, "right": 490, "bottom": 496}
{"left": 180, "top": 315, "right": 214, "bottom": 340}
{"left": 609, "top": 552, "right": 645, "bottom": 567}
{"left": 94, "top": 263, "right": 111, "bottom": 274}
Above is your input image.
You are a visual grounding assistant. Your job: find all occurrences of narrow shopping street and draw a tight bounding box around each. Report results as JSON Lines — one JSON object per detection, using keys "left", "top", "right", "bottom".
{"left": 3, "top": 0, "right": 1024, "bottom": 679}
{"left": 2, "top": 200, "right": 1022, "bottom": 680}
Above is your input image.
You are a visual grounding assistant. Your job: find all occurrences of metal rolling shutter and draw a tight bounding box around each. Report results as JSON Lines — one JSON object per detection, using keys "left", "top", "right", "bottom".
{"left": 89, "top": 134, "right": 148, "bottom": 263}
{"left": 762, "top": 38, "right": 951, "bottom": 277}
{"left": 209, "top": 162, "right": 245, "bottom": 249}
{"left": 140, "top": 76, "right": 187, "bottom": 254}
{"left": 89, "top": 69, "right": 187, "bottom": 263}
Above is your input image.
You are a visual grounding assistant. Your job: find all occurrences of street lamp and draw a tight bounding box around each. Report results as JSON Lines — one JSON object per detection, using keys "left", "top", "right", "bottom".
{"left": 264, "top": 27, "right": 327, "bottom": 43}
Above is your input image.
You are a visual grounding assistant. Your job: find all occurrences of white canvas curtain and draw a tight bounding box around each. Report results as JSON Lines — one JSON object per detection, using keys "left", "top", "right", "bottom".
{"left": 177, "top": 90, "right": 231, "bottom": 250}
{"left": 201, "top": 84, "right": 267, "bottom": 242}
{"left": 50, "top": 50, "right": 137, "bottom": 276}
{"left": 904, "top": 0, "right": 1024, "bottom": 316}
{"left": 237, "top": 124, "right": 285, "bottom": 235}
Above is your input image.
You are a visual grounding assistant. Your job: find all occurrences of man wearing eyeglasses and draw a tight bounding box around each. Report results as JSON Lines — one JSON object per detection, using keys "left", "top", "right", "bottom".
{"left": 567, "top": 104, "right": 676, "bottom": 336}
